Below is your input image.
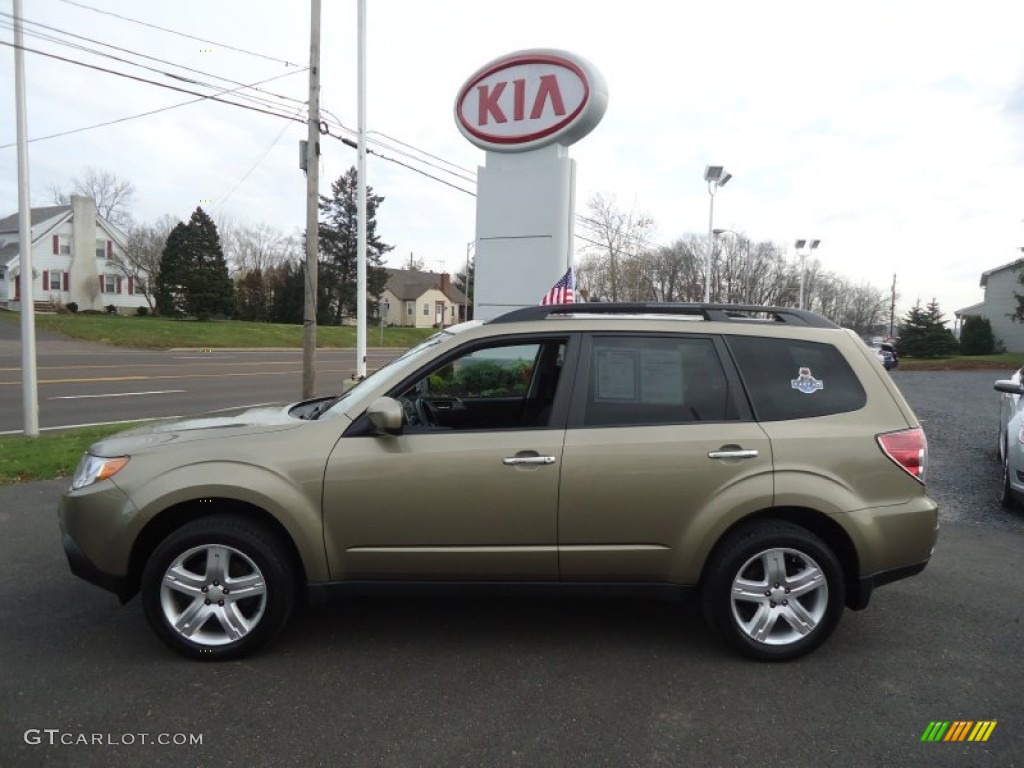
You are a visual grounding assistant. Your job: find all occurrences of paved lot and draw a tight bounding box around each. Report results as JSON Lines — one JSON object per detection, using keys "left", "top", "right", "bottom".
{"left": 0, "top": 371, "right": 1022, "bottom": 767}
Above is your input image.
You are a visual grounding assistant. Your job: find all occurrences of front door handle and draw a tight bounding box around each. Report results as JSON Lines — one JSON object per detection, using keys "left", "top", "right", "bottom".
{"left": 707, "top": 449, "right": 759, "bottom": 459}
{"left": 503, "top": 456, "right": 557, "bottom": 466}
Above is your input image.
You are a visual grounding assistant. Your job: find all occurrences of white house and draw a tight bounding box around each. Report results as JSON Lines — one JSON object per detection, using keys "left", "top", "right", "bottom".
{"left": 380, "top": 269, "right": 468, "bottom": 328}
{"left": 0, "top": 195, "right": 148, "bottom": 314}
{"left": 955, "top": 255, "right": 1024, "bottom": 352}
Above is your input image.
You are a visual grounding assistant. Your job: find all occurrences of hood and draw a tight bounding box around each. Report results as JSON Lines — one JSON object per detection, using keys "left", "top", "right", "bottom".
{"left": 89, "top": 400, "right": 325, "bottom": 457}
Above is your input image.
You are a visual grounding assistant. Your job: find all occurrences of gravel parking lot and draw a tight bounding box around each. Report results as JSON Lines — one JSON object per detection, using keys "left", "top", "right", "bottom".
{"left": 0, "top": 369, "right": 1021, "bottom": 767}
{"left": 892, "top": 370, "right": 1024, "bottom": 532}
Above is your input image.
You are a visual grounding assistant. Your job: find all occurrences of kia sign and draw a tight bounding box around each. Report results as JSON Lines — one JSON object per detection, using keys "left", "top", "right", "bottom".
{"left": 455, "top": 49, "right": 608, "bottom": 153}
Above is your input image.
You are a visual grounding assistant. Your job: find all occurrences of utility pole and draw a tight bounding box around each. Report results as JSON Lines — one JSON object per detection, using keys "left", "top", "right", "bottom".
{"left": 889, "top": 273, "right": 897, "bottom": 339}
{"left": 356, "top": 0, "right": 368, "bottom": 377}
{"left": 302, "top": 0, "right": 321, "bottom": 399}
{"left": 14, "top": 0, "right": 38, "bottom": 436}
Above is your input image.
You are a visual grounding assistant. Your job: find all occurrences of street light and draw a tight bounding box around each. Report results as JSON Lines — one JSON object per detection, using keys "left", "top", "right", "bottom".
{"left": 794, "top": 238, "right": 821, "bottom": 310}
{"left": 704, "top": 165, "right": 732, "bottom": 303}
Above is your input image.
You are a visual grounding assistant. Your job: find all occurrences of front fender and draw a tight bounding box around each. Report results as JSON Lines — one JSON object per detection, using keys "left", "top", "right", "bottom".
{"left": 125, "top": 460, "right": 329, "bottom": 582}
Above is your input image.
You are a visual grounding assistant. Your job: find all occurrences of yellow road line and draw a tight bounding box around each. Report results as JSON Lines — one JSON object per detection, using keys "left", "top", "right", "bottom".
{"left": 0, "top": 368, "right": 352, "bottom": 386}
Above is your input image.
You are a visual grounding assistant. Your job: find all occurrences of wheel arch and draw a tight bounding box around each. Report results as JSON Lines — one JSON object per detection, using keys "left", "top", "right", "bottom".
{"left": 125, "top": 498, "right": 309, "bottom": 603}
{"left": 698, "top": 506, "right": 862, "bottom": 610}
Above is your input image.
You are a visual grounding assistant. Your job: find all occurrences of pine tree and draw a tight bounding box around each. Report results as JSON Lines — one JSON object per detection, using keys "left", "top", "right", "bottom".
{"left": 897, "top": 299, "right": 958, "bottom": 358}
{"left": 154, "top": 207, "right": 235, "bottom": 319}
{"left": 959, "top": 315, "right": 995, "bottom": 356}
{"left": 317, "top": 167, "right": 392, "bottom": 324}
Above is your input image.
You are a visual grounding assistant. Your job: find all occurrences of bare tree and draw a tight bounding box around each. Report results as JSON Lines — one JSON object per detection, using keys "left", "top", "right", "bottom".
{"left": 578, "top": 193, "right": 653, "bottom": 302}
{"left": 110, "top": 215, "right": 177, "bottom": 310}
{"left": 51, "top": 167, "right": 136, "bottom": 226}
{"left": 221, "top": 220, "right": 295, "bottom": 275}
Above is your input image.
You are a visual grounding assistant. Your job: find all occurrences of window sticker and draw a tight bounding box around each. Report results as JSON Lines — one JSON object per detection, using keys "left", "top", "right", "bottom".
{"left": 640, "top": 348, "right": 684, "bottom": 405}
{"left": 791, "top": 367, "right": 824, "bottom": 394}
{"left": 594, "top": 348, "right": 637, "bottom": 401}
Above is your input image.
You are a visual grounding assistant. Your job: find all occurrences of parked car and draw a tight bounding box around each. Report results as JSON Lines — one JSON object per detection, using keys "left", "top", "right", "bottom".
{"left": 994, "top": 368, "right": 1024, "bottom": 507}
{"left": 869, "top": 340, "right": 899, "bottom": 370}
{"left": 60, "top": 303, "right": 938, "bottom": 662}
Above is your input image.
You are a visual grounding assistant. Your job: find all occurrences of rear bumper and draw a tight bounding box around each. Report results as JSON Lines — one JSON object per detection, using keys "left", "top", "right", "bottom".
{"left": 848, "top": 560, "right": 928, "bottom": 610}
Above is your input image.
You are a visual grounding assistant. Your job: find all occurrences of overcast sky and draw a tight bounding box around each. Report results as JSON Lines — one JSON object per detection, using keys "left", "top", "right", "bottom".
{"left": 2, "top": 0, "right": 1023, "bottom": 319}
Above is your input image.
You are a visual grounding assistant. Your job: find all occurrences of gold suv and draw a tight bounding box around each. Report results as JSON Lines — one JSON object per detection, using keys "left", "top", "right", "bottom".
{"left": 60, "top": 303, "right": 938, "bottom": 661}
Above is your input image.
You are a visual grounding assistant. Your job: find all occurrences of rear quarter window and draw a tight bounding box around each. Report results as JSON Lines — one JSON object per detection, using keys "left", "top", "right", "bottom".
{"left": 727, "top": 335, "right": 866, "bottom": 421}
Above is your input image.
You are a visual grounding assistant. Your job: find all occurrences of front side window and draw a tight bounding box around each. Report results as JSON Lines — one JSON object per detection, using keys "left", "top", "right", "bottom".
{"left": 392, "top": 340, "right": 566, "bottom": 431}
{"left": 58, "top": 236, "right": 71, "bottom": 255}
{"left": 103, "top": 275, "right": 116, "bottom": 294}
{"left": 422, "top": 302, "right": 429, "bottom": 316}
{"left": 96, "top": 240, "right": 107, "bottom": 259}
{"left": 582, "top": 335, "right": 737, "bottom": 427}
{"left": 727, "top": 335, "right": 866, "bottom": 421}
{"left": 48, "top": 271, "right": 62, "bottom": 290}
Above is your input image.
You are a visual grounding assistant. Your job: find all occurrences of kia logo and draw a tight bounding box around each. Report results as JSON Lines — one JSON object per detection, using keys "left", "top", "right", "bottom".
{"left": 455, "top": 49, "right": 608, "bottom": 153}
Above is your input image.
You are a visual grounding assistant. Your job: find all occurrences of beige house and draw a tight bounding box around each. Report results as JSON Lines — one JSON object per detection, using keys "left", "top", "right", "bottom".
{"left": 955, "top": 255, "right": 1024, "bottom": 352}
{"left": 0, "top": 195, "right": 148, "bottom": 313}
{"left": 380, "top": 269, "right": 468, "bottom": 328}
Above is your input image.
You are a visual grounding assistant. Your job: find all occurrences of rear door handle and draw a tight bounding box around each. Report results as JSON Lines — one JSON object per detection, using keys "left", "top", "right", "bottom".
{"left": 707, "top": 449, "right": 759, "bottom": 459}
{"left": 503, "top": 456, "right": 557, "bottom": 466}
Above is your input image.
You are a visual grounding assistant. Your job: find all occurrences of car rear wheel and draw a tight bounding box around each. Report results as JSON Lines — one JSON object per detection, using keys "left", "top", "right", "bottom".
{"left": 141, "top": 515, "right": 295, "bottom": 661}
{"left": 1001, "top": 444, "right": 1018, "bottom": 509}
{"left": 702, "top": 521, "right": 844, "bottom": 661}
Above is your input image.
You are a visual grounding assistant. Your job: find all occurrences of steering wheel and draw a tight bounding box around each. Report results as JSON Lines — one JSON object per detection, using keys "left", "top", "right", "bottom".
{"left": 414, "top": 397, "right": 437, "bottom": 426}
{"left": 399, "top": 396, "right": 420, "bottom": 426}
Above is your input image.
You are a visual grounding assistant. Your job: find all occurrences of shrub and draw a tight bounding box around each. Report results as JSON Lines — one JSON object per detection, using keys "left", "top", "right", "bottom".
{"left": 959, "top": 316, "right": 995, "bottom": 356}
{"left": 106, "top": 304, "right": 117, "bottom": 315}
{"left": 67, "top": 302, "right": 79, "bottom": 313}
{"left": 135, "top": 306, "right": 149, "bottom": 317}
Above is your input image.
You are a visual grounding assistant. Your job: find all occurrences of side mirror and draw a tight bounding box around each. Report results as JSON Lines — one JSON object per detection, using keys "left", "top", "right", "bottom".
{"left": 994, "top": 380, "right": 1023, "bottom": 395}
{"left": 366, "top": 396, "right": 403, "bottom": 435}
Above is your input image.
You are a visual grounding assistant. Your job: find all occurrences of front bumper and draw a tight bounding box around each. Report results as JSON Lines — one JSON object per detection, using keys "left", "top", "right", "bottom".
{"left": 62, "top": 532, "right": 134, "bottom": 602}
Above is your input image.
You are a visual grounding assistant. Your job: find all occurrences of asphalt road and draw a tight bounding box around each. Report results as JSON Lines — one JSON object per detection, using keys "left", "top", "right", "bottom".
{"left": 0, "top": 353, "right": 1022, "bottom": 765}
{"left": 0, "top": 318, "right": 400, "bottom": 433}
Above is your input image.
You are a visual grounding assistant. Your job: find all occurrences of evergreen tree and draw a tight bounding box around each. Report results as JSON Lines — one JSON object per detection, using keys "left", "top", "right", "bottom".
{"left": 268, "top": 260, "right": 305, "bottom": 324}
{"left": 154, "top": 207, "right": 234, "bottom": 319}
{"left": 959, "top": 315, "right": 995, "bottom": 355}
{"left": 897, "top": 299, "right": 959, "bottom": 358}
{"left": 455, "top": 256, "right": 475, "bottom": 320}
{"left": 236, "top": 268, "right": 269, "bottom": 322}
{"left": 318, "top": 167, "right": 393, "bottom": 324}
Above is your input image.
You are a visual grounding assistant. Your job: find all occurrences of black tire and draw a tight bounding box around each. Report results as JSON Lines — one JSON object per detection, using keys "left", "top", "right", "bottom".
{"left": 701, "top": 520, "right": 845, "bottom": 662}
{"left": 141, "top": 514, "right": 295, "bottom": 661}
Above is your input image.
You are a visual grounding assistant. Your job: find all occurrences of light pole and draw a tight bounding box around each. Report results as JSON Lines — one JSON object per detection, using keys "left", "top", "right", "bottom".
{"left": 704, "top": 165, "right": 732, "bottom": 303}
{"left": 463, "top": 240, "right": 475, "bottom": 322}
{"left": 794, "top": 238, "right": 820, "bottom": 310}
{"left": 713, "top": 228, "right": 739, "bottom": 303}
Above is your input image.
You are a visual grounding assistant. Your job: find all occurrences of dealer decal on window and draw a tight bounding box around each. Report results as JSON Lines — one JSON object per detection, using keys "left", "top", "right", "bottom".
{"left": 791, "top": 367, "right": 824, "bottom": 394}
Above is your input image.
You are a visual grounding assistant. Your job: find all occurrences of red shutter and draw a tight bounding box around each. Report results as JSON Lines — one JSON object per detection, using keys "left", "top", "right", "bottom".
{"left": 63, "top": 272, "right": 69, "bottom": 292}
{"left": 52, "top": 235, "right": 59, "bottom": 255}
{"left": 42, "top": 271, "right": 49, "bottom": 290}
{"left": 107, "top": 241, "right": 113, "bottom": 258}
{"left": 116, "top": 277, "right": 122, "bottom": 294}
{"left": 14, "top": 275, "right": 19, "bottom": 300}
{"left": 98, "top": 275, "right": 104, "bottom": 292}
{"left": 127, "top": 277, "right": 134, "bottom": 295}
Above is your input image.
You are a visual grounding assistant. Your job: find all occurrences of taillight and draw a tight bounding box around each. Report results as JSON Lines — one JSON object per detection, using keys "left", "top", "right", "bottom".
{"left": 877, "top": 427, "right": 927, "bottom": 482}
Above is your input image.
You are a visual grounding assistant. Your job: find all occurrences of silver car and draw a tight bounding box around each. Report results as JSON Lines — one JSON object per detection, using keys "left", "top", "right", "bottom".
{"left": 994, "top": 368, "right": 1024, "bottom": 506}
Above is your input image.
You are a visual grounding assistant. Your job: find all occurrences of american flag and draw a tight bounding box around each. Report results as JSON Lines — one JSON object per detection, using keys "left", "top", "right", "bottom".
{"left": 540, "top": 267, "right": 575, "bottom": 305}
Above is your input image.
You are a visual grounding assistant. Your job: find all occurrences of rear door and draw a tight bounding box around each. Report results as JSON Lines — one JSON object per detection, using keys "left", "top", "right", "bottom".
{"left": 557, "top": 333, "right": 773, "bottom": 583}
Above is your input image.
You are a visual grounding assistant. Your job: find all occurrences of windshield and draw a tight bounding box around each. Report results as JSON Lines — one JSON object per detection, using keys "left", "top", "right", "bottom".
{"left": 318, "top": 323, "right": 481, "bottom": 421}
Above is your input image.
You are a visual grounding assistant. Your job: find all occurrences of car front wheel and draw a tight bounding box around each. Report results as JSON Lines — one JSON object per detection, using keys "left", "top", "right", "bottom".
{"left": 702, "top": 521, "right": 844, "bottom": 661}
{"left": 141, "top": 515, "right": 295, "bottom": 661}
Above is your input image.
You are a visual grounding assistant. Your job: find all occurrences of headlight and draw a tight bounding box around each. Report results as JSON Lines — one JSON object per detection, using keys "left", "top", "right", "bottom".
{"left": 70, "top": 454, "right": 129, "bottom": 490}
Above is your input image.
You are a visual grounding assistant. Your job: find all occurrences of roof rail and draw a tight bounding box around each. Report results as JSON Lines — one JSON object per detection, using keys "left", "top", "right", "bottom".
{"left": 489, "top": 302, "right": 839, "bottom": 328}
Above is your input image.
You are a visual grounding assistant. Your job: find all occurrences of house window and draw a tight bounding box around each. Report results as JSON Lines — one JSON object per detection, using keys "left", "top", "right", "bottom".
{"left": 96, "top": 240, "right": 106, "bottom": 259}
{"left": 48, "top": 271, "right": 62, "bottom": 291}
{"left": 58, "top": 236, "right": 71, "bottom": 256}
{"left": 406, "top": 302, "right": 414, "bottom": 317}
{"left": 422, "top": 302, "right": 429, "bottom": 316}
{"left": 133, "top": 278, "right": 146, "bottom": 295}
{"left": 103, "top": 275, "right": 116, "bottom": 294}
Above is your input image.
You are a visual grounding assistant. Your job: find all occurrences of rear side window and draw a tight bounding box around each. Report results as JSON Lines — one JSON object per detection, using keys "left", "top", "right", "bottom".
{"left": 583, "top": 336, "right": 739, "bottom": 426}
{"left": 727, "top": 335, "right": 866, "bottom": 421}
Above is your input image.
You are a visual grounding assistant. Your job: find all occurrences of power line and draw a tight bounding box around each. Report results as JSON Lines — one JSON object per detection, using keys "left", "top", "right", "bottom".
{"left": 0, "top": 68, "right": 306, "bottom": 149}
{"left": 0, "top": 39, "right": 306, "bottom": 126}
{"left": 215, "top": 105, "right": 307, "bottom": 210}
{"left": 0, "top": 11, "right": 307, "bottom": 111}
{"left": 0, "top": 16, "right": 303, "bottom": 116}
{"left": 52, "top": 0, "right": 300, "bottom": 68}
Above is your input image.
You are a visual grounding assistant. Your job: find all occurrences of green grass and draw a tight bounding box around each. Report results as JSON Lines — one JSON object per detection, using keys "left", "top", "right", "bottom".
{"left": 898, "top": 354, "right": 1024, "bottom": 371}
{"left": 0, "top": 311, "right": 436, "bottom": 350}
{"left": 0, "top": 422, "right": 145, "bottom": 485}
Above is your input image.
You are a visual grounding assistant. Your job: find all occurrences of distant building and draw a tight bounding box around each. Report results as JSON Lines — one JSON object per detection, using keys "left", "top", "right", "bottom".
{"left": 0, "top": 195, "right": 148, "bottom": 314}
{"left": 380, "top": 268, "right": 468, "bottom": 328}
{"left": 955, "top": 257, "right": 1024, "bottom": 352}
